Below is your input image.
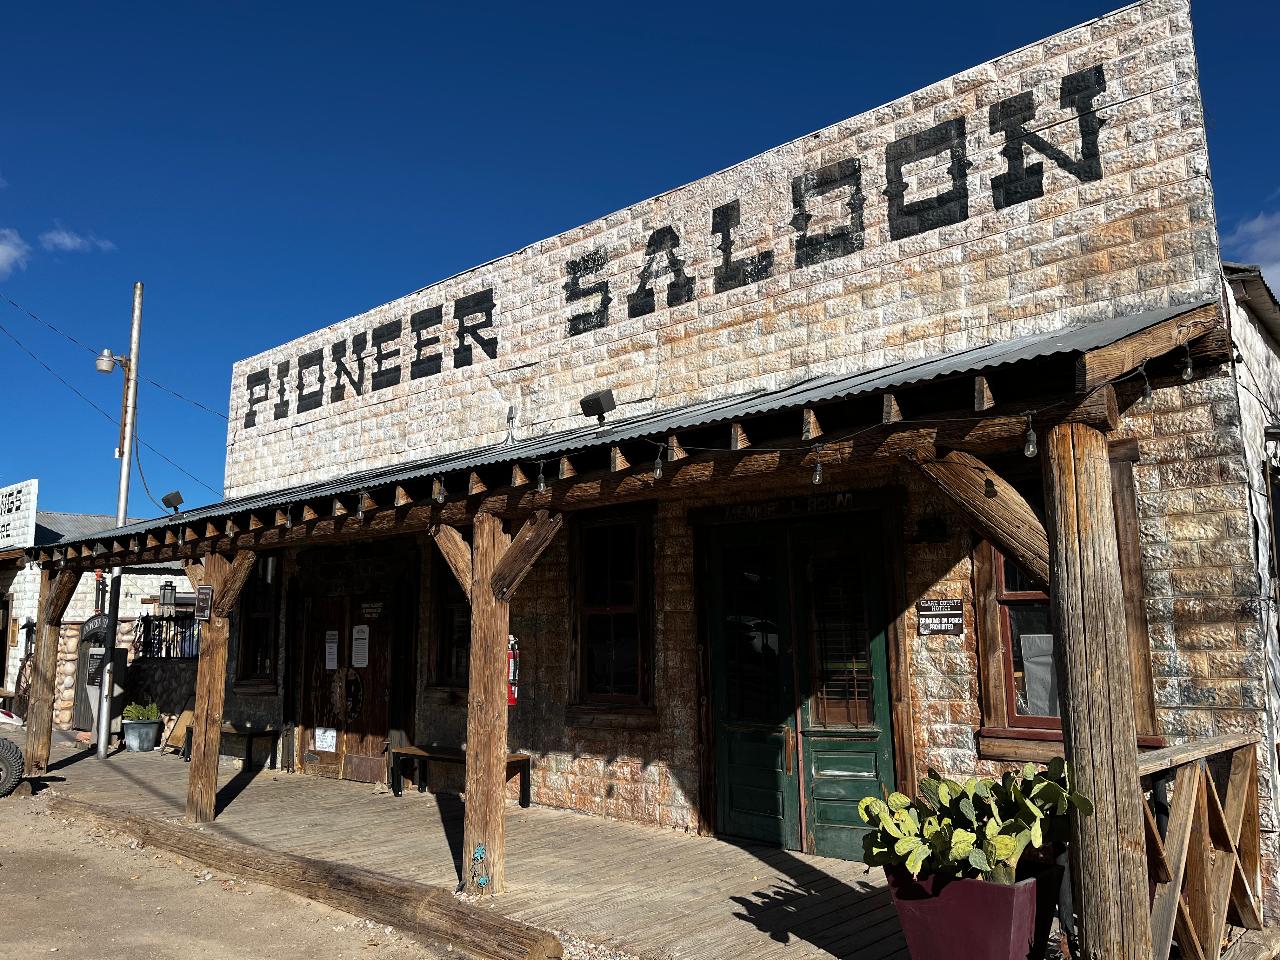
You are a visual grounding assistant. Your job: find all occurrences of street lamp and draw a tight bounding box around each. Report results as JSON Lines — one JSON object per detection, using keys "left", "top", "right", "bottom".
{"left": 159, "top": 580, "right": 176, "bottom": 617}
{"left": 91, "top": 282, "right": 143, "bottom": 760}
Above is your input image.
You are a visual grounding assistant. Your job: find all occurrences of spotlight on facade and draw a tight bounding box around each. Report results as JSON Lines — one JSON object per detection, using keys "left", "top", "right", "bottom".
{"left": 580, "top": 389, "right": 616, "bottom": 425}
{"left": 161, "top": 490, "right": 184, "bottom": 513}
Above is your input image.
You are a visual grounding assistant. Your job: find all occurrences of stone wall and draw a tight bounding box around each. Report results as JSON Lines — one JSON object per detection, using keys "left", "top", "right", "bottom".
{"left": 225, "top": 0, "right": 1218, "bottom": 499}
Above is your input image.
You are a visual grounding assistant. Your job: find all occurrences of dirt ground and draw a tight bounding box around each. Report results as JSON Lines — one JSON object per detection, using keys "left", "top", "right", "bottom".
{"left": 0, "top": 790, "right": 447, "bottom": 960}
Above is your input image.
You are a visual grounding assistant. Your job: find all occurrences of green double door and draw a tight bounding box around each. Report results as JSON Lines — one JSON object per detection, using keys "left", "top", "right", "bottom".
{"left": 707, "top": 514, "right": 894, "bottom": 860}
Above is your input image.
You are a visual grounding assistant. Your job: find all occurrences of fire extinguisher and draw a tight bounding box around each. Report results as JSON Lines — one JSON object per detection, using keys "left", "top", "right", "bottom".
{"left": 507, "top": 635, "right": 519, "bottom": 707}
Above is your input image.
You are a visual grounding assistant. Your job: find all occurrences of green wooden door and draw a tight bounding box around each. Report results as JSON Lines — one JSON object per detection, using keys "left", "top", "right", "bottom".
{"left": 792, "top": 522, "right": 894, "bottom": 860}
{"left": 708, "top": 526, "right": 802, "bottom": 850}
{"left": 707, "top": 512, "right": 894, "bottom": 860}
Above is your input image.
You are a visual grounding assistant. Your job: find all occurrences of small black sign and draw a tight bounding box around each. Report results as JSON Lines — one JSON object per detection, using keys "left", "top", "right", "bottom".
{"left": 194, "top": 585, "right": 214, "bottom": 622}
{"left": 917, "top": 599, "right": 964, "bottom": 636}
{"left": 85, "top": 647, "right": 107, "bottom": 687}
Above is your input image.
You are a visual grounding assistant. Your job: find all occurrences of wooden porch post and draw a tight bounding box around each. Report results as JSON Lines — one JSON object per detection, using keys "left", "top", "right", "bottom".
{"left": 432, "top": 509, "right": 562, "bottom": 895}
{"left": 185, "top": 550, "right": 257, "bottom": 823}
{"left": 463, "top": 512, "right": 512, "bottom": 894}
{"left": 24, "top": 566, "right": 80, "bottom": 775}
{"left": 1041, "top": 422, "right": 1152, "bottom": 959}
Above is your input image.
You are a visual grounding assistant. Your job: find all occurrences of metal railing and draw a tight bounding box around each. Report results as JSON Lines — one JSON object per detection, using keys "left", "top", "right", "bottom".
{"left": 133, "top": 612, "right": 201, "bottom": 659}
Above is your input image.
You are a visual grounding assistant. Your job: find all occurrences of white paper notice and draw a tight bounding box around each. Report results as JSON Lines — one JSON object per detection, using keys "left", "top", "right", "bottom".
{"left": 315, "top": 727, "right": 337, "bottom": 752}
{"left": 352, "top": 624, "right": 370, "bottom": 668}
{"left": 324, "top": 630, "right": 339, "bottom": 670}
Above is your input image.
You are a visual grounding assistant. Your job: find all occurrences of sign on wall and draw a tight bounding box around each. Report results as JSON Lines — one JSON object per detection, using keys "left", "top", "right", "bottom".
{"left": 917, "top": 599, "right": 964, "bottom": 636}
{"left": 0, "top": 479, "right": 38, "bottom": 551}
{"left": 225, "top": 1, "right": 1218, "bottom": 498}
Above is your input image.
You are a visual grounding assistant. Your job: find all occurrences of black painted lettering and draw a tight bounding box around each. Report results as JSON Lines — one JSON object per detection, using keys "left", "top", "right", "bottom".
{"left": 242, "top": 368, "right": 269, "bottom": 428}
{"left": 990, "top": 65, "right": 1106, "bottom": 210}
{"left": 329, "top": 332, "right": 368, "bottom": 402}
{"left": 565, "top": 249, "right": 612, "bottom": 336}
{"left": 790, "top": 159, "right": 865, "bottom": 268}
{"left": 627, "top": 226, "right": 693, "bottom": 318}
{"left": 371, "top": 320, "right": 402, "bottom": 391}
{"left": 885, "top": 117, "right": 970, "bottom": 241}
{"left": 712, "top": 199, "right": 774, "bottom": 292}
{"left": 453, "top": 289, "right": 497, "bottom": 368}
{"left": 296, "top": 348, "right": 325, "bottom": 413}
{"left": 410, "top": 306, "right": 443, "bottom": 378}
{"left": 273, "top": 360, "right": 291, "bottom": 420}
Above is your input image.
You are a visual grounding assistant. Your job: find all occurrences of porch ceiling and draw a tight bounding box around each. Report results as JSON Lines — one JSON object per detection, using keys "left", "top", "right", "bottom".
{"left": 36, "top": 298, "right": 1227, "bottom": 571}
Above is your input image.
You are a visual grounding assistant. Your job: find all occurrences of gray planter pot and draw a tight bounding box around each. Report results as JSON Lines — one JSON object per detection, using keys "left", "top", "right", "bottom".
{"left": 122, "top": 719, "right": 162, "bottom": 752}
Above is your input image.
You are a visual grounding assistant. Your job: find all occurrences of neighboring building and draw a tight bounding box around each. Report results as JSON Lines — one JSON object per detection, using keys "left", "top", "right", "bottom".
{"left": 28, "top": 0, "right": 1280, "bottom": 925}
{"left": 0, "top": 479, "right": 192, "bottom": 727}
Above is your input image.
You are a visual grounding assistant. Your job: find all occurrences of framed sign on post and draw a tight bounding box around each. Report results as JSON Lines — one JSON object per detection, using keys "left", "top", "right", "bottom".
{"left": 194, "top": 585, "right": 214, "bottom": 622}
{"left": 916, "top": 599, "right": 963, "bottom": 636}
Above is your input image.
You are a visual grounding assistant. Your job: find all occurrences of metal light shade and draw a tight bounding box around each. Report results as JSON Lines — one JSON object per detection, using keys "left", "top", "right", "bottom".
{"left": 161, "top": 490, "right": 184, "bottom": 512}
{"left": 95, "top": 348, "right": 117, "bottom": 373}
{"left": 159, "top": 580, "right": 176, "bottom": 609}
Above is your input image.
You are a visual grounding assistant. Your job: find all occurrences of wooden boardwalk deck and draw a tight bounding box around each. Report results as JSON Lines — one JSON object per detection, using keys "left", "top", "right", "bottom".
{"left": 42, "top": 737, "right": 904, "bottom": 960}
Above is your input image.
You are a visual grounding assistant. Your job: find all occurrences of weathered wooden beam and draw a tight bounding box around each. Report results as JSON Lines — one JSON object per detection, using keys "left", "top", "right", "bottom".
{"left": 429, "top": 524, "right": 472, "bottom": 601}
{"left": 332, "top": 497, "right": 348, "bottom": 518}
{"left": 463, "top": 513, "right": 513, "bottom": 895}
{"left": 274, "top": 508, "right": 289, "bottom": 528}
{"left": 609, "top": 446, "right": 629, "bottom": 471}
{"left": 801, "top": 408, "right": 822, "bottom": 441}
{"left": 730, "top": 422, "right": 750, "bottom": 451}
{"left": 1077, "top": 303, "right": 1220, "bottom": 392}
{"left": 184, "top": 551, "right": 255, "bottom": 823}
{"left": 511, "top": 464, "right": 529, "bottom": 487}
{"left": 23, "top": 566, "right": 81, "bottom": 775}
{"left": 666, "top": 434, "right": 687, "bottom": 461}
{"left": 1042, "top": 422, "right": 1152, "bottom": 959}
{"left": 907, "top": 449, "right": 1050, "bottom": 589}
{"left": 557, "top": 456, "right": 575, "bottom": 480}
{"left": 468, "top": 472, "right": 487, "bottom": 496}
{"left": 882, "top": 393, "right": 902, "bottom": 424}
{"left": 301, "top": 504, "right": 319, "bottom": 522}
{"left": 49, "top": 797, "right": 562, "bottom": 960}
{"left": 249, "top": 512, "right": 265, "bottom": 531}
{"left": 394, "top": 485, "right": 412, "bottom": 507}
{"left": 974, "top": 375, "right": 995, "bottom": 412}
{"left": 491, "top": 511, "right": 563, "bottom": 602}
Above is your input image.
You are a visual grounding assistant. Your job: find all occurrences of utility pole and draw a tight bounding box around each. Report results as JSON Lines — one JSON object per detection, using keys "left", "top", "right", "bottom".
{"left": 96, "top": 282, "right": 142, "bottom": 760}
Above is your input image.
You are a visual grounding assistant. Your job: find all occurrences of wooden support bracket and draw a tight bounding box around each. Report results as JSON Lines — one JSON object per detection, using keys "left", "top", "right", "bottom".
{"left": 491, "top": 510, "right": 564, "bottom": 602}
{"left": 430, "top": 524, "right": 472, "bottom": 601}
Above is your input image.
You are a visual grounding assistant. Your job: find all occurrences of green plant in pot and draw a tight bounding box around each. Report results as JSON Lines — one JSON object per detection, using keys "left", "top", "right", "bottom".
{"left": 859, "top": 758, "right": 1091, "bottom": 960}
{"left": 121, "top": 702, "right": 163, "bottom": 753}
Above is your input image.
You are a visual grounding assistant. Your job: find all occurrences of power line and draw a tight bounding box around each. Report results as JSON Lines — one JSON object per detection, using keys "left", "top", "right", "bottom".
{"left": 0, "top": 316, "right": 222, "bottom": 496}
{"left": 2, "top": 292, "right": 228, "bottom": 421}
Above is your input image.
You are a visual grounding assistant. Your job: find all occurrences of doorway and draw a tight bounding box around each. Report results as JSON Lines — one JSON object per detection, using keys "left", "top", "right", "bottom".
{"left": 705, "top": 511, "right": 895, "bottom": 860}
{"left": 297, "top": 540, "right": 418, "bottom": 783}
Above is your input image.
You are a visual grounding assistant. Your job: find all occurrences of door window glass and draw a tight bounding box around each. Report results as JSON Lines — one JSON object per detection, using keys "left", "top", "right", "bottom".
{"left": 721, "top": 548, "right": 786, "bottom": 724}
{"left": 807, "top": 547, "right": 873, "bottom": 725}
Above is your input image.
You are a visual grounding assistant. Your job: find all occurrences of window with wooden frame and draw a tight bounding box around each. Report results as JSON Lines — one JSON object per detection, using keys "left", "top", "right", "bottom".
{"left": 235, "top": 554, "right": 280, "bottom": 688}
{"left": 572, "top": 507, "right": 655, "bottom": 708}
{"left": 434, "top": 558, "right": 471, "bottom": 688}
{"left": 974, "top": 441, "right": 1159, "bottom": 760}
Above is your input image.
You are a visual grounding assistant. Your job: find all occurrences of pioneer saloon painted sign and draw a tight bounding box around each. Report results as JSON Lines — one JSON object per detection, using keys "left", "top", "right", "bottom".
{"left": 227, "top": 1, "right": 1217, "bottom": 497}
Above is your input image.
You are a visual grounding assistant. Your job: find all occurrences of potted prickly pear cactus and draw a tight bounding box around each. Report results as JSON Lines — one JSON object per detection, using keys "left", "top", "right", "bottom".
{"left": 858, "top": 758, "right": 1091, "bottom": 960}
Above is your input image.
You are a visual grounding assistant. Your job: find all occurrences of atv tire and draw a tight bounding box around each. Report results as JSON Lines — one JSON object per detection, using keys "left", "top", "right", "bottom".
{"left": 0, "top": 737, "right": 23, "bottom": 798}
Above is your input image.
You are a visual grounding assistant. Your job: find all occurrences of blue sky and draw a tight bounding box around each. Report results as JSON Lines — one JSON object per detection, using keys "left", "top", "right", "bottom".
{"left": 2, "top": 1, "right": 1278, "bottom": 517}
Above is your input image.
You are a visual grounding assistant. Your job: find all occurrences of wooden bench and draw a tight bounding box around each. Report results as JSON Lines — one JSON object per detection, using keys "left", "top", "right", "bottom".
{"left": 387, "top": 741, "right": 531, "bottom": 807}
{"left": 183, "top": 723, "right": 280, "bottom": 770}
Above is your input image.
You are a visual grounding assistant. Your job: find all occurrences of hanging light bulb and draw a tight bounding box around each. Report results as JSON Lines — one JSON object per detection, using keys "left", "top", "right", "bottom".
{"left": 1023, "top": 417, "right": 1038, "bottom": 459}
{"left": 433, "top": 479, "right": 446, "bottom": 504}
{"left": 653, "top": 445, "right": 664, "bottom": 481}
{"left": 812, "top": 444, "right": 824, "bottom": 485}
{"left": 1140, "top": 361, "right": 1153, "bottom": 401}
{"left": 535, "top": 462, "right": 546, "bottom": 493}
{"left": 1182, "top": 344, "right": 1193, "bottom": 382}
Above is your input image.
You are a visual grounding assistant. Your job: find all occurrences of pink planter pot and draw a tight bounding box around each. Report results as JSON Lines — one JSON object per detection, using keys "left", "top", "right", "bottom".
{"left": 885, "top": 864, "right": 1062, "bottom": 960}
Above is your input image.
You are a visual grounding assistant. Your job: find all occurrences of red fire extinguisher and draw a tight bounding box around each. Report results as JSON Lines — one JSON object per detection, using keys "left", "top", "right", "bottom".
{"left": 507, "top": 635, "right": 519, "bottom": 707}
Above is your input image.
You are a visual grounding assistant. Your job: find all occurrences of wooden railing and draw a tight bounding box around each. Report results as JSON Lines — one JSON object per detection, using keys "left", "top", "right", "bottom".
{"left": 1139, "top": 734, "right": 1264, "bottom": 960}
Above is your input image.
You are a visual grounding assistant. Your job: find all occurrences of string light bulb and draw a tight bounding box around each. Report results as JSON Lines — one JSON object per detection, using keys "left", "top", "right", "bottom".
{"left": 535, "top": 462, "right": 546, "bottom": 493}
{"left": 1023, "top": 416, "right": 1038, "bottom": 459}
{"left": 812, "top": 443, "right": 824, "bottom": 485}
{"left": 653, "top": 445, "right": 664, "bottom": 481}
{"left": 1182, "top": 344, "right": 1194, "bottom": 382}
{"left": 1140, "top": 360, "right": 1153, "bottom": 401}
{"left": 433, "top": 479, "right": 446, "bottom": 504}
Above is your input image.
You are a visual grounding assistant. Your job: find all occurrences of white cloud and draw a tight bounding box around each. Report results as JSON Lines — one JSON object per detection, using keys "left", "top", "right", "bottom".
{"left": 39, "top": 224, "right": 116, "bottom": 253}
{"left": 1224, "top": 211, "right": 1280, "bottom": 284}
{"left": 0, "top": 228, "right": 30, "bottom": 279}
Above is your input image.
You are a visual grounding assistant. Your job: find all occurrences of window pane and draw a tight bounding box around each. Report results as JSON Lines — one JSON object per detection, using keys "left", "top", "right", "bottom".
{"left": 581, "top": 526, "right": 611, "bottom": 607}
{"left": 1009, "top": 602, "right": 1058, "bottom": 718}
{"left": 723, "top": 553, "right": 785, "bottom": 724}
{"left": 809, "top": 555, "right": 873, "bottom": 725}
{"left": 609, "top": 612, "right": 639, "bottom": 695}
{"left": 608, "top": 524, "right": 638, "bottom": 606}
{"left": 1002, "top": 556, "right": 1041, "bottom": 594}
